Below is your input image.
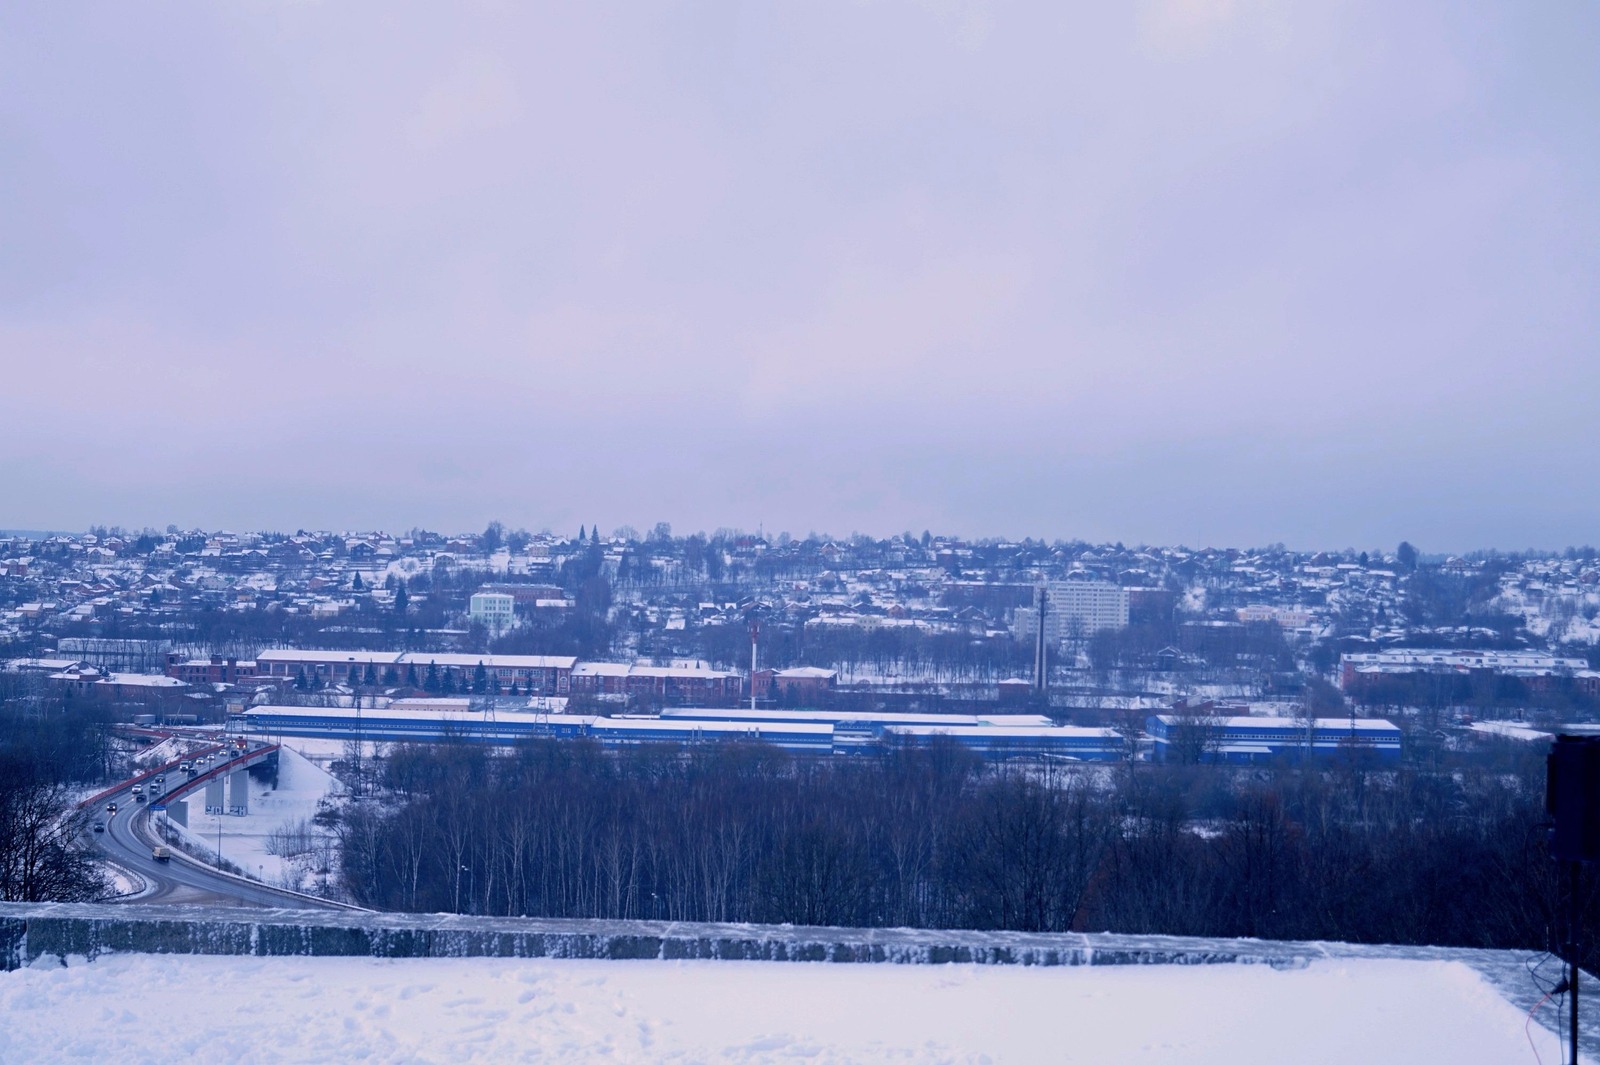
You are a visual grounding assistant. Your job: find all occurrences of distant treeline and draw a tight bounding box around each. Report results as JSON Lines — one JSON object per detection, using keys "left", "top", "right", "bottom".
{"left": 338, "top": 738, "right": 1586, "bottom": 962}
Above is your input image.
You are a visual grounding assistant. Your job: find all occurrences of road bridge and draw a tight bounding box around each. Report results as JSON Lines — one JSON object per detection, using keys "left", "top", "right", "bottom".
{"left": 83, "top": 739, "right": 358, "bottom": 911}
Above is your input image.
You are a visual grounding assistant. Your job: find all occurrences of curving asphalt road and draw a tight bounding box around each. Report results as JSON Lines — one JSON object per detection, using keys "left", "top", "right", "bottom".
{"left": 88, "top": 744, "right": 356, "bottom": 911}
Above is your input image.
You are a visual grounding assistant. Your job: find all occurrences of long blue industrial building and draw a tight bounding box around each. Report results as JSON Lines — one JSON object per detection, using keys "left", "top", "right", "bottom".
{"left": 234, "top": 705, "right": 1125, "bottom": 761}
{"left": 1145, "top": 714, "right": 1402, "bottom": 764}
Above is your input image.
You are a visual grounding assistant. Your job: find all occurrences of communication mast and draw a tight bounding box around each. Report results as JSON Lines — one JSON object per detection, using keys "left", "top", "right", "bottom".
{"left": 748, "top": 614, "right": 760, "bottom": 711}
{"left": 1032, "top": 585, "right": 1049, "bottom": 700}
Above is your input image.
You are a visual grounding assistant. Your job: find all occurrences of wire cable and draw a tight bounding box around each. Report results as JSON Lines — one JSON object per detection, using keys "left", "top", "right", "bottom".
{"left": 1530, "top": 951, "right": 1560, "bottom": 995}
{"left": 1526, "top": 952, "right": 1566, "bottom": 1064}
{"left": 1528, "top": 989, "right": 1554, "bottom": 1065}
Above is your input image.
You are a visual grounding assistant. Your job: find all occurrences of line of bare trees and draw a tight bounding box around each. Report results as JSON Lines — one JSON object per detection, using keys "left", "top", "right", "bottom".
{"left": 337, "top": 737, "right": 1586, "bottom": 959}
{"left": 339, "top": 741, "right": 1110, "bottom": 930}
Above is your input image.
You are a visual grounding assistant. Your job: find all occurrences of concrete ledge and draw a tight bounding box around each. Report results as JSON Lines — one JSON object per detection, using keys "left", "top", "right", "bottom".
{"left": 2, "top": 902, "right": 1331, "bottom": 971}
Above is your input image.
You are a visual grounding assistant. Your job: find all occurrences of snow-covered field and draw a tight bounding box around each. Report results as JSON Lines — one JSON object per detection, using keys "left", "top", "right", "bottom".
{"left": 0, "top": 954, "right": 1578, "bottom": 1064}
{"left": 278, "top": 735, "right": 380, "bottom": 768}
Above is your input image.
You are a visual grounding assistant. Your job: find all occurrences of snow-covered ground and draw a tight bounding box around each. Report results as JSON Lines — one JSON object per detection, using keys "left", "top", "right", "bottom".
{"left": 272, "top": 735, "right": 373, "bottom": 769}
{"left": 163, "top": 746, "right": 342, "bottom": 892}
{"left": 1493, "top": 580, "right": 1600, "bottom": 645}
{"left": 131, "top": 735, "right": 209, "bottom": 769}
{"left": 1470, "top": 720, "right": 1553, "bottom": 743}
{"left": 0, "top": 954, "right": 1580, "bottom": 1064}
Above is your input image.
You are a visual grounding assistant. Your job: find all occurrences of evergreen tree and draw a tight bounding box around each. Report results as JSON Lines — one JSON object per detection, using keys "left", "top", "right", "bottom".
{"left": 473, "top": 661, "right": 489, "bottom": 695}
{"left": 424, "top": 661, "right": 440, "bottom": 693}
{"left": 394, "top": 582, "right": 410, "bottom": 615}
{"left": 364, "top": 662, "right": 378, "bottom": 687}
{"left": 578, "top": 525, "right": 585, "bottom": 542}
{"left": 405, "top": 663, "right": 419, "bottom": 688}
{"left": 353, "top": 571, "right": 365, "bottom": 591}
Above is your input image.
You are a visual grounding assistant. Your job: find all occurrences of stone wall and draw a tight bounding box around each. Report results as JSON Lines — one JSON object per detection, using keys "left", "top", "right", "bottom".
{"left": 1, "top": 902, "right": 1315, "bottom": 971}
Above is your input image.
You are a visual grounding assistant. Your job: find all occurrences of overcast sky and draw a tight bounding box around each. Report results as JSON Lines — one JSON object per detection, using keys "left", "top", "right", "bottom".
{"left": 2, "top": 2, "right": 1595, "bottom": 551}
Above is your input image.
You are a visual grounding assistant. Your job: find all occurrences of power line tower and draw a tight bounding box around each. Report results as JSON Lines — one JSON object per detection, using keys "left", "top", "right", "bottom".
{"left": 1032, "top": 585, "right": 1049, "bottom": 704}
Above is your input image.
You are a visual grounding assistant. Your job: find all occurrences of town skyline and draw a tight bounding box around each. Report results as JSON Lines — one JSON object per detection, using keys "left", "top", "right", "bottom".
{"left": 4, "top": 520, "right": 1596, "bottom": 561}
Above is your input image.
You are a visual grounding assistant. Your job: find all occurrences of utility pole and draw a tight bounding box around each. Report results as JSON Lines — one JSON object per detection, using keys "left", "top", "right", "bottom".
{"left": 354, "top": 692, "right": 363, "bottom": 799}
{"left": 1546, "top": 735, "right": 1597, "bottom": 1065}
{"left": 1570, "top": 859, "right": 1581, "bottom": 1065}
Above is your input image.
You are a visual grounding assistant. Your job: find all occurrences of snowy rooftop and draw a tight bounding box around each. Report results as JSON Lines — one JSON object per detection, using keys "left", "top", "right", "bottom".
{"left": 100, "top": 672, "right": 186, "bottom": 688}
{"left": 1151, "top": 715, "right": 1402, "bottom": 734}
{"left": 663, "top": 708, "right": 991, "bottom": 727}
{"left": 624, "top": 664, "right": 740, "bottom": 680}
{"left": 597, "top": 717, "right": 834, "bottom": 736}
{"left": 410, "top": 652, "right": 578, "bottom": 670}
{"left": 2, "top": 657, "right": 83, "bottom": 671}
{"left": 976, "top": 714, "right": 1057, "bottom": 727}
{"left": 257, "top": 649, "right": 403, "bottom": 665}
{"left": 572, "top": 662, "right": 631, "bottom": 676}
{"left": 257, "top": 649, "right": 579, "bottom": 670}
{"left": 883, "top": 724, "right": 1120, "bottom": 739}
{"left": 386, "top": 697, "right": 473, "bottom": 712}
{"left": 1343, "top": 648, "right": 1589, "bottom": 671}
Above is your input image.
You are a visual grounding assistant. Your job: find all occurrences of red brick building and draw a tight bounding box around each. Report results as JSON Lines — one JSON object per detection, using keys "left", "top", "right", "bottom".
{"left": 166, "top": 655, "right": 258, "bottom": 685}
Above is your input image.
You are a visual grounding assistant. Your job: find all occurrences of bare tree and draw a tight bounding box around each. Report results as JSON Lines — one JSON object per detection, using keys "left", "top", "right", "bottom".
{"left": 1165, "top": 699, "right": 1224, "bottom": 766}
{"left": 0, "top": 772, "right": 108, "bottom": 902}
